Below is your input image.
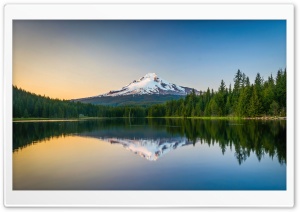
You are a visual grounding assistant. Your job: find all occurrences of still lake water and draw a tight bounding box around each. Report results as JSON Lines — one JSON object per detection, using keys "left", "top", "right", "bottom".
{"left": 13, "top": 118, "right": 286, "bottom": 190}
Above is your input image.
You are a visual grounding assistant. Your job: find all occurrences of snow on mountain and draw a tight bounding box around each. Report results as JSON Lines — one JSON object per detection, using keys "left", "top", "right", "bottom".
{"left": 100, "top": 73, "right": 195, "bottom": 97}
{"left": 102, "top": 137, "right": 189, "bottom": 161}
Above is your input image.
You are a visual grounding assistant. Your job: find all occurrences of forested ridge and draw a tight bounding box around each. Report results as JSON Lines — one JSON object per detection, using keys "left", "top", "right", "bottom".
{"left": 13, "top": 69, "right": 286, "bottom": 119}
{"left": 13, "top": 88, "right": 146, "bottom": 118}
{"left": 148, "top": 69, "right": 286, "bottom": 117}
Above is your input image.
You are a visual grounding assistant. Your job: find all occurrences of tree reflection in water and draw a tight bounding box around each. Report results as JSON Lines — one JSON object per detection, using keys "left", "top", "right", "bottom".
{"left": 13, "top": 118, "right": 286, "bottom": 165}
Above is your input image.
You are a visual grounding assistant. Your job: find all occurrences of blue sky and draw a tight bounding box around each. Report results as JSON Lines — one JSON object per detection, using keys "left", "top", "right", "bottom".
{"left": 13, "top": 20, "right": 286, "bottom": 99}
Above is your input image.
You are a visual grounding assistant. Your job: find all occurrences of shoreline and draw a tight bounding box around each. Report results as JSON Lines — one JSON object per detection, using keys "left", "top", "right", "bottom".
{"left": 13, "top": 116, "right": 287, "bottom": 122}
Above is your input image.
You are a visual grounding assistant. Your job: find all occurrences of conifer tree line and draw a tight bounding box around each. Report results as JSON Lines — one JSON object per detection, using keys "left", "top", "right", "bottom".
{"left": 13, "top": 87, "right": 146, "bottom": 118}
{"left": 13, "top": 69, "right": 286, "bottom": 119}
{"left": 148, "top": 69, "right": 286, "bottom": 117}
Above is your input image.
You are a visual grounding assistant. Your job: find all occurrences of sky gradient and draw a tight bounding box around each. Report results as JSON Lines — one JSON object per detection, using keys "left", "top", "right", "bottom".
{"left": 13, "top": 20, "right": 286, "bottom": 100}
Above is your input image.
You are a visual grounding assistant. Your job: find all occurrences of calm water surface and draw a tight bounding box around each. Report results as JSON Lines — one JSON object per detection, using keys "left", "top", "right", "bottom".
{"left": 13, "top": 118, "right": 286, "bottom": 190}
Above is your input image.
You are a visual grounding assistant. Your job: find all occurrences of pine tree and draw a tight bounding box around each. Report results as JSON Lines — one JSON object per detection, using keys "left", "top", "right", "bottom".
{"left": 234, "top": 69, "right": 243, "bottom": 91}
{"left": 216, "top": 79, "right": 227, "bottom": 116}
{"left": 249, "top": 86, "right": 262, "bottom": 117}
{"left": 233, "top": 69, "right": 243, "bottom": 115}
{"left": 275, "top": 69, "right": 286, "bottom": 115}
{"left": 270, "top": 101, "right": 279, "bottom": 116}
{"left": 262, "top": 74, "right": 275, "bottom": 115}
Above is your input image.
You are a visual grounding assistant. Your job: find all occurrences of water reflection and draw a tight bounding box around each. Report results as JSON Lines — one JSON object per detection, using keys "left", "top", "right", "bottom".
{"left": 100, "top": 137, "right": 189, "bottom": 161}
{"left": 13, "top": 118, "right": 286, "bottom": 165}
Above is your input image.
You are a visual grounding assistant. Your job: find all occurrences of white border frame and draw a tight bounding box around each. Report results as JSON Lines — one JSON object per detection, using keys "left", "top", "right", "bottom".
{"left": 4, "top": 4, "right": 294, "bottom": 207}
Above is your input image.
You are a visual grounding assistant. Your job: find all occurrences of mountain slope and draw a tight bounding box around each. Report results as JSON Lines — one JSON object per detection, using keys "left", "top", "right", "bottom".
{"left": 74, "top": 94, "right": 184, "bottom": 106}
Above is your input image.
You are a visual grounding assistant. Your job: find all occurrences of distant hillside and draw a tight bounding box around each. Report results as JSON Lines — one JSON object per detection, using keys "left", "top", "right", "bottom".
{"left": 73, "top": 94, "right": 184, "bottom": 106}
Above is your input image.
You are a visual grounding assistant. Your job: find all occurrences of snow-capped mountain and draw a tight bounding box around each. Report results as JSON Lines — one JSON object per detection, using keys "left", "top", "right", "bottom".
{"left": 103, "top": 137, "right": 189, "bottom": 161}
{"left": 100, "top": 73, "right": 197, "bottom": 97}
{"left": 74, "top": 73, "right": 199, "bottom": 106}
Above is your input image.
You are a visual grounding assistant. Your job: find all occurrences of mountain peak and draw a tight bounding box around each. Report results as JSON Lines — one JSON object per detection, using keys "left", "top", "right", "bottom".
{"left": 144, "top": 73, "right": 157, "bottom": 78}
{"left": 100, "top": 73, "right": 197, "bottom": 97}
{"left": 138, "top": 73, "right": 159, "bottom": 82}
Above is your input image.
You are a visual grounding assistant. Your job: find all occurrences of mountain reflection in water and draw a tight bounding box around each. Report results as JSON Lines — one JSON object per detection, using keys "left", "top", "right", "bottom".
{"left": 97, "top": 137, "right": 188, "bottom": 161}
{"left": 13, "top": 118, "right": 286, "bottom": 165}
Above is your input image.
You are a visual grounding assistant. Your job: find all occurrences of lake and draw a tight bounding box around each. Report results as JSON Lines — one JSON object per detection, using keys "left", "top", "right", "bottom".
{"left": 13, "top": 118, "right": 286, "bottom": 190}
